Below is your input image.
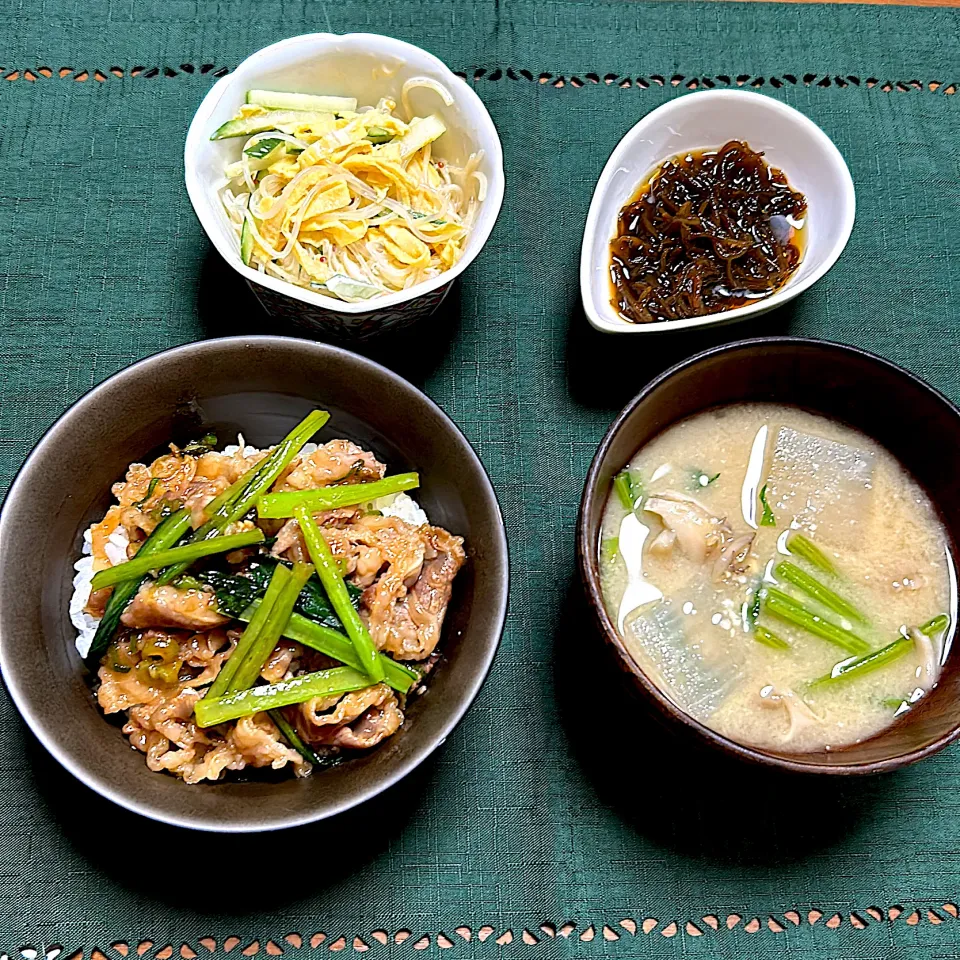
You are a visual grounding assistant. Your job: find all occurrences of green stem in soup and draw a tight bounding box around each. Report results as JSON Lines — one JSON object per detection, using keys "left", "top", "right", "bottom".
{"left": 613, "top": 470, "right": 642, "bottom": 512}
{"left": 809, "top": 636, "right": 912, "bottom": 688}
{"left": 753, "top": 624, "right": 790, "bottom": 650}
{"left": 691, "top": 469, "right": 720, "bottom": 489}
{"left": 808, "top": 614, "right": 948, "bottom": 689}
{"left": 761, "top": 587, "right": 871, "bottom": 655}
{"left": 758, "top": 484, "right": 776, "bottom": 527}
{"left": 90, "top": 528, "right": 265, "bottom": 590}
{"left": 786, "top": 532, "right": 838, "bottom": 576}
{"left": 774, "top": 561, "right": 868, "bottom": 625}
{"left": 601, "top": 537, "right": 619, "bottom": 566}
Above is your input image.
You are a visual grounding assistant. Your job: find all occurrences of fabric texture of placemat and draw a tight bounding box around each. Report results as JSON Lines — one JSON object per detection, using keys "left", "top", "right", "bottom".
{"left": 1, "top": 0, "right": 960, "bottom": 956}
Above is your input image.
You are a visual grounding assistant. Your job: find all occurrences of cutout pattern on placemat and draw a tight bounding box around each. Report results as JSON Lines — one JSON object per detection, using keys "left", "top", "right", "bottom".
{"left": 0, "top": 66, "right": 956, "bottom": 95}
{"left": 8, "top": 903, "right": 960, "bottom": 956}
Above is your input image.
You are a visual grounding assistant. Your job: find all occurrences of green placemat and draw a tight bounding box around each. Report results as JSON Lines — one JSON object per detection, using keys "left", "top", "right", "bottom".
{"left": 2, "top": 0, "right": 960, "bottom": 956}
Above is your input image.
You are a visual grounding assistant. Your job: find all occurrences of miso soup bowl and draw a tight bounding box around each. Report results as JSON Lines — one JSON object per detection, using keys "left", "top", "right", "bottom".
{"left": 577, "top": 337, "right": 960, "bottom": 775}
{"left": 580, "top": 90, "right": 856, "bottom": 334}
{"left": 184, "top": 33, "right": 505, "bottom": 341}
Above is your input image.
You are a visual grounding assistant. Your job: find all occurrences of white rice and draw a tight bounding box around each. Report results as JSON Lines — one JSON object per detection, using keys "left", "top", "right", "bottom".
{"left": 70, "top": 525, "right": 129, "bottom": 658}
{"left": 68, "top": 441, "right": 427, "bottom": 658}
{"left": 374, "top": 491, "right": 429, "bottom": 526}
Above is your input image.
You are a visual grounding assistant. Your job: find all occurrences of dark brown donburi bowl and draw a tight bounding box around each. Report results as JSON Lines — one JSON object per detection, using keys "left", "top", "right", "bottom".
{"left": 577, "top": 337, "right": 960, "bottom": 775}
{"left": 0, "top": 336, "right": 508, "bottom": 830}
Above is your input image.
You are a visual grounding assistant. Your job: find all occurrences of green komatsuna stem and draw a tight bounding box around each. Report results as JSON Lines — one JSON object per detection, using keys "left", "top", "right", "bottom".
{"left": 758, "top": 484, "right": 776, "bottom": 527}
{"left": 227, "top": 562, "right": 314, "bottom": 693}
{"left": 269, "top": 709, "right": 322, "bottom": 766}
{"left": 600, "top": 537, "right": 619, "bottom": 566}
{"left": 808, "top": 613, "right": 949, "bottom": 689}
{"left": 157, "top": 409, "right": 329, "bottom": 585}
{"left": 257, "top": 472, "right": 420, "bottom": 519}
{"left": 90, "top": 528, "right": 265, "bottom": 590}
{"left": 195, "top": 667, "right": 372, "bottom": 727}
{"left": 808, "top": 636, "right": 912, "bottom": 689}
{"left": 83, "top": 508, "right": 192, "bottom": 667}
{"left": 295, "top": 504, "right": 384, "bottom": 683}
{"left": 206, "top": 563, "right": 291, "bottom": 699}
{"left": 753, "top": 624, "right": 790, "bottom": 650}
{"left": 238, "top": 604, "right": 418, "bottom": 693}
{"left": 613, "top": 470, "right": 642, "bottom": 513}
{"left": 786, "top": 532, "right": 837, "bottom": 576}
{"left": 762, "top": 587, "right": 871, "bottom": 655}
{"left": 774, "top": 561, "right": 867, "bottom": 624}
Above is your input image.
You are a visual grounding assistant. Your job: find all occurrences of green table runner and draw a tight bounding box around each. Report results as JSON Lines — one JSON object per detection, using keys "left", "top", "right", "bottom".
{"left": 2, "top": 0, "right": 960, "bottom": 956}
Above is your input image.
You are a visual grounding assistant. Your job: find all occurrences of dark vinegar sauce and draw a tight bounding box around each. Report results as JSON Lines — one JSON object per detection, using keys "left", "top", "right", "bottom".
{"left": 609, "top": 140, "right": 808, "bottom": 324}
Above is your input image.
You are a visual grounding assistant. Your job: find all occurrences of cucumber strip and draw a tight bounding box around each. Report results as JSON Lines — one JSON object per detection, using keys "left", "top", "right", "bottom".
{"left": 240, "top": 218, "right": 254, "bottom": 266}
{"left": 396, "top": 114, "right": 446, "bottom": 158}
{"left": 211, "top": 110, "right": 335, "bottom": 140}
{"left": 244, "top": 136, "right": 285, "bottom": 159}
{"left": 323, "top": 274, "right": 383, "bottom": 301}
{"left": 245, "top": 89, "right": 357, "bottom": 113}
{"left": 365, "top": 126, "right": 395, "bottom": 145}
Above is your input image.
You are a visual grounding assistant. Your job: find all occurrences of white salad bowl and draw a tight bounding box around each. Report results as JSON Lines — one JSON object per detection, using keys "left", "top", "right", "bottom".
{"left": 580, "top": 90, "right": 856, "bottom": 334}
{"left": 184, "top": 33, "right": 505, "bottom": 341}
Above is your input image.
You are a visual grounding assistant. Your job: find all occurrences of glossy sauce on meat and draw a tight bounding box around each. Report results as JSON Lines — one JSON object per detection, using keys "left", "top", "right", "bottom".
{"left": 609, "top": 141, "right": 807, "bottom": 323}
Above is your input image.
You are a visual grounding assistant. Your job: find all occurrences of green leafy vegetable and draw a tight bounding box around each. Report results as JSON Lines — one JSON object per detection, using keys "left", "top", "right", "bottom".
{"left": 197, "top": 558, "right": 361, "bottom": 628}
{"left": 807, "top": 614, "right": 949, "bottom": 689}
{"left": 613, "top": 470, "right": 642, "bottom": 512}
{"left": 753, "top": 624, "right": 790, "bottom": 650}
{"left": 196, "top": 667, "right": 372, "bottom": 727}
{"left": 132, "top": 477, "right": 160, "bottom": 510}
{"left": 269, "top": 709, "right": 322, "bottom": 767}
{"left": 774, "top": 561, "right": 867, "bottom": 624}
{"left": 600, "top": 537, "right": 619, "bottom": 566}
{"left": 206, "top": 562, "right": 292, "bottom": 699}
{"left": 257, "top": 472, "right": 419, "bottom": 519}
{"left": 156, "top": 409, "right": 329, "bottom": 585}
{"left": 786, "top": 532, "right": 837, "bottom": 576}
{"left": 758, "top": 485, "right": 776, "bottom": 527}
{"left": 761, "top": 587, "right": 870, "bottom": 655}
{"left": 226, "top": 562, "right": 314, "bottom": 693}
{"left": 747, "top": 587, "right": 763, "bottom": 626}
{"left": 237, "top": 604, "right": 417, "bottom": 694}
{"left": 296, "top": 504, "right": 384, "bottom": 682}
{"left": 90, "top": 528, "right": 265, "bottom": 590}
{"left": 182, "top": 432, "right": 218, "bottom": 456}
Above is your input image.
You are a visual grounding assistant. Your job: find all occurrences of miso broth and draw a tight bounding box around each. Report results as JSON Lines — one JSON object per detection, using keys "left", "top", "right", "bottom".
{"left": 599, "top": 404, "right": 956, "bottom": 753}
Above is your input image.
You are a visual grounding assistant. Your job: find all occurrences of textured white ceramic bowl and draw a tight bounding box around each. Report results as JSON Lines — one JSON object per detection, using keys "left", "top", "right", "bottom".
{"left": 185, "top": 33, "right": 505, "bottom": 339}
{"left": 580, "top": 90, "right": 856, "bottom": 334}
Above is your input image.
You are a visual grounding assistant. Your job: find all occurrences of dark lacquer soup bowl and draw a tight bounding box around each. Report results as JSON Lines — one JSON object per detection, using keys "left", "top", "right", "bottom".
{"left": 577, "top": 337, "right": 960, "bottom": 775}
{"left": 0, "top": 336, "right": 508, "bottom": 830}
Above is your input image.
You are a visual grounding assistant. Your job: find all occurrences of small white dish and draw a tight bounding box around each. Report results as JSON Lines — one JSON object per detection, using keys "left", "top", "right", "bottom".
{"left": 184, "top": 33, "right": 505, "bottom": 339}
{"left": 580, "top": 90, "right": 856, "bottom": 334}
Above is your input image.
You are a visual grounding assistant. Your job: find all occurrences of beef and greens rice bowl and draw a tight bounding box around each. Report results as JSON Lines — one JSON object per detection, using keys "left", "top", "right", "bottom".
{"left": 70, "top": 408, "right": 465, "bottom": 784}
